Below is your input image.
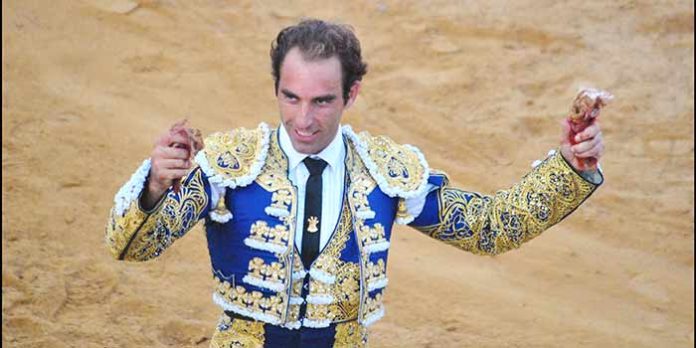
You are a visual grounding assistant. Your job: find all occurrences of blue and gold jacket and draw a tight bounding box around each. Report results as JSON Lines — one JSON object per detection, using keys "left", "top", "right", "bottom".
{"left": 106, "top": 123, "right": 602, "bottom": 330}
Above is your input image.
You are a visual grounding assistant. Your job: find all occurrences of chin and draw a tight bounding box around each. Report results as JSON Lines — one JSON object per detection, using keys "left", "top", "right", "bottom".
{"left": 291, "top": 141, "right": 318, "bottom": 155}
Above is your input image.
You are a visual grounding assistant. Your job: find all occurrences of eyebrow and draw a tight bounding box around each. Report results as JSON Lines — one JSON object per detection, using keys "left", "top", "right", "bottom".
{"left": 312, "top": 94, "right": 336, "bottom": 103}
{"left": 280, "top": 89, "right": 336, "bottom": 103}
{"left": 280, "top": 89, "right": 299, "bottom": 99}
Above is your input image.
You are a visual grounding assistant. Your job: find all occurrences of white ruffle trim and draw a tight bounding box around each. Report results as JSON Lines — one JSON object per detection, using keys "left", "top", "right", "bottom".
{"left": 395, "top": 215, "right": 415, "bottom": 225}
{"left": 210, "top": 210, "right": 233, "bottom": 223}
{"left": 283, "top": 321, "right": 302, "bottom": 330}
{"left": 114, "top": 158, "right": 152, "bottom": 216}
{"left": 355, "top": 209, "right": 376, "bottom": 220}
{"left": 242, "top": 275, "right": 286, "bottom": 292}
{"left": 195, "top": 123, "right": 270, "bottom": 189}
{"left": 289, "top": 296, "right": 305, "bottom": 305}
{"left": 364, "top": 241, "right": 390, "bottom": 254}
{"left": 367, "top": 278, "right": 389, "bottom": 292}
{"left": 265, "top": 206, "right": 290, "bottom": 218}
{"left": 243, "top": 238, "right": 288, "bottom": 254}
{"left": 361, "top": 306, "right": 385, "bottom": 327}
{"left": 309, "top": 268, "right": 336, "bottom": 284}
{"left": 213, "top": 293, "right": 282, "bottom": 325}
{"left": 292, "top": 269, "right": 307, "bottom": 280}
{"left": 306, "top": 294, "right": 334, "bottom": 305}
{"left": 302, "top": 318, "right": 332, "bottom": 328}
{"left": 532, "top": 149, "right": 559, "bottom": 169}
{"left": 342, "top": 125, "right": 430, "bottom": 199}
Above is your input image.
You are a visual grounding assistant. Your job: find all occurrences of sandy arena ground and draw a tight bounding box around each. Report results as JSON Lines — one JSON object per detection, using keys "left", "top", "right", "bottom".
{"left": 2, "top": 1, "right": 694, "bottom": 347}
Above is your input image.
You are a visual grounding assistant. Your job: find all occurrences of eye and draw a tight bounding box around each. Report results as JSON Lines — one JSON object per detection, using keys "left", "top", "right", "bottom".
{"left": 315, "top": 97, "right": 334, "bottom": 106}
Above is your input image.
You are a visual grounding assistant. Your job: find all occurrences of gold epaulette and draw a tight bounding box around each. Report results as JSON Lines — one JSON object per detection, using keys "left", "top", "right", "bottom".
{"left": 343, "top": 126, "right": 430, "bottom": 199}
{"left": 195, "top": 123, "right": 271, "bottom": 189}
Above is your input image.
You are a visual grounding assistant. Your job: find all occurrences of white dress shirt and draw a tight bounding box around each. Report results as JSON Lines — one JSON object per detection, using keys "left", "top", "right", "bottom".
{"left": 279, "top": 125, "right": 346, "bottom": 252}
{"left": 278, "top": 125, "right": 432, "bottom": 252}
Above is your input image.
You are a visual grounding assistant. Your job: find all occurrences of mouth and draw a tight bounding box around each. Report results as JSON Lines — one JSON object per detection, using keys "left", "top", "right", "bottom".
{"left": 294, "top": 129, "right": 319, "bottom": 142}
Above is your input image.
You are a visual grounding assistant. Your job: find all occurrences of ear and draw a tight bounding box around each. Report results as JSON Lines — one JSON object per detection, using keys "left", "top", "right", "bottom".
{"left": 343, "top": 81, "right": 361, "bottom": 109}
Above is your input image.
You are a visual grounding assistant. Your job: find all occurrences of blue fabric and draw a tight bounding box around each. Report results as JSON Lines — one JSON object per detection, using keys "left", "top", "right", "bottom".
{"left": 409, "top": 172, "right": 448, "bottom": 228}
{"left": 204, "top": 182, "right": 283, "bottom": 290}
{"left": 244, "top": 318, "right": 341, "bottom": 347}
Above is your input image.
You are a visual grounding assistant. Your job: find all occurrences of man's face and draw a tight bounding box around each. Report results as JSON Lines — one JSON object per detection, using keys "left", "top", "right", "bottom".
{"left": 277, "top": 47, "right": 359, "bottom": 155}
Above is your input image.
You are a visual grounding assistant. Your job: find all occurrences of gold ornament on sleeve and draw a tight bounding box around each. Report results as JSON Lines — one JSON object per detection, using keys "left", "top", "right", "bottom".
{"left": 307, "top": 216, "right": 320, "bottom": 233}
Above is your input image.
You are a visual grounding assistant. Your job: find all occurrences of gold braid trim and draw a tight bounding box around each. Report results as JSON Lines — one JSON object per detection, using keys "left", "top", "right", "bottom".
{"left": 211, "top": 315, "right": 266, "bottom": 348}
{"left": 413, "top": 151, "right": 600, "bottom": 255}
{"left": 105, "top": 168, "right": 209, "bottom": 261}
{"left": 334, "top": 321, "right": 368, "bottom": 347}
{"left": 197, "top": 123, "right": 270, "bottom": 189}
{"left": 344, "top": 126, "right": 429, "bottom": 198}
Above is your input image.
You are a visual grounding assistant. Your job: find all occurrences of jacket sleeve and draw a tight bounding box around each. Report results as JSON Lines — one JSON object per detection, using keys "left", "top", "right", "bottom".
{"left": 105, "top": 159, "right": 212, "bottom": 261}
{"left": 407, "top": 150, "right": 602, "bottom": 255}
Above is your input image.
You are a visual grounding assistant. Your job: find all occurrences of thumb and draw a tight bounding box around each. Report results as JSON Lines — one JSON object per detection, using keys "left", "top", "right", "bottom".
{"left": 559, "top": 119, "right": 572, "bottom": 145}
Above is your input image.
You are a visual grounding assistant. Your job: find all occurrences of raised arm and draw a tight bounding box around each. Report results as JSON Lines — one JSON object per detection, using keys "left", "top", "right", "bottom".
{"left": 105, "top": 122, "right": 211, "bottom": 261}
{"left": 407, "top": 149, "right": 602, "bottom": 255}
{"left": 407, "top": 94, "right": 607, "bottom": 254}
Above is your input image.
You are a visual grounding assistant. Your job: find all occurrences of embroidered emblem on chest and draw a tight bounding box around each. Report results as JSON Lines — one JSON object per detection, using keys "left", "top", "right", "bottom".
{"left": 307, "top": 216, "right": 319, "bottom": 233}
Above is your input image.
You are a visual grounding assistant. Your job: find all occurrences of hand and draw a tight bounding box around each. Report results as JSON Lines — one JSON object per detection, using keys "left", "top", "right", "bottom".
{"left": 141, "top": 121, "right": 194, "bottom": 209}
{"left": 560, "top": 119, "right": 604, "bottom": 172}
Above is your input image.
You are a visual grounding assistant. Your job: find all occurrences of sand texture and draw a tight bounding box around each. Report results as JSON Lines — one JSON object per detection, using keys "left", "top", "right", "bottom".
{"left": 3, "top": 0, "right": 694, "bottom": 347}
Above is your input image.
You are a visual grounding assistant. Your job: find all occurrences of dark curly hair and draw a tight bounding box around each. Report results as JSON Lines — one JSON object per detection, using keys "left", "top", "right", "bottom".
{"left": 270, "top": 19, "right": 368, "bottom": 104}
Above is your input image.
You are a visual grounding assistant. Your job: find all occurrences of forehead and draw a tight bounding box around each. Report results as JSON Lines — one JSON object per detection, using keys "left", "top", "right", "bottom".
{"left": 279, "top": 47, "right": 342, "bottom": 94}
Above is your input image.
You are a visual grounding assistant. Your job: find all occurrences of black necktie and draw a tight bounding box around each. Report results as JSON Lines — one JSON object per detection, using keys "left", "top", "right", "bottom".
{"left": 301, "top": 157, "right": 328, "bottom": 268}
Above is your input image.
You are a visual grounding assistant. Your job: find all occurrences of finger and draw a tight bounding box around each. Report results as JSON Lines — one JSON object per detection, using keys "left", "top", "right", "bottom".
{"left": 560, "top": 119, "right": 572, "bottom": 144}
{"left": 158, "top": 158, "right": 192, "bottom": 170}
{"left": 571, "top": 132, "right": 599, "bottom": 151}
{"left": 155, "top": 132, "right": 173, "bottom": 147}
{"left": 163, "top": 169, "right": 192, "bottom": 180}
{"left": 575, "top": 142, "right": 604, "bottom": 158}
{"left": 571, "top": 134, "right": 601, "bottom": 154}
{"left": 152, "top": 145, "right": 184, "bottom": 160}
{"left": 158, "top": 146, "right": 190, "bottom": 159}
{"left": 168, "top": 132, "right": 190, "bottom": 147}
{"left": 575, "top": 123, "right": 601, "bottom": 143}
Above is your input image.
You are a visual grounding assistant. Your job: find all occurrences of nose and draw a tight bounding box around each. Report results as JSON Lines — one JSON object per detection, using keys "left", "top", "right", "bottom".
{"left": 296, "top": 102, "right": 314, "bottom": 129}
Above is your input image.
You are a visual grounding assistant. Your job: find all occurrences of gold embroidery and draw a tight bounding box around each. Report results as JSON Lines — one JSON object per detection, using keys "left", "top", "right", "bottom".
{"left": 334, "top": 321, "right": 368, "bottom": 348}
{"left": 357, "top": 132, "right": 426, "bottom": 193}
{"left": 267, "top": 189, "right": 292, "bottom": 214}
{"left": 246, "top": 257, "right": 286, "bottom": 284}
{"left": 362, "top": 292, "right": 384, "bottom": 320}
{"left": 396, "top": 198, "right": 410, "bottom": 219}
{"left": 106, "top": 200, "right": 149, "bottom": 259}
{"left": 307, "top": 216, "right": 320, "bottom": 233}
{"left": 211, "top": 315, "right": 266, "bottom": 348}
{"left": 307, "top": 303, "right": 333, "bottom": 322}
{"left": 214, "top": 277, "right": 286, "bottom": 321}
{"left": 203, "top": 127, "right": 265, "bottom": 179}
{"left": 365, "top": 259, "right": 387, "bottom": 287}
{"left": 252, "top": 130, "right": 302, "bottom": 324}
{"left": 213, "top": 195, "right": 232, "bottom": 217}
{"left": 329, "top": 262, "right": 361, "bottom": 321}
{"left": 106, "top": 168, "right": 208, "bottom": 261}
{"left": 349, "top": 174, "right": 376, "bottom": 216}
{"left": 306, "top": 203, "right": 361, "bottom": 323}
{"left": 247, "top": 221, "right": 289, "bottom": 250}
{"left": 344, "top": 142, "right": 388, "bottom": 324}
{"left": 413, "top": 151, "right": 598, "bottom": 255}
{"left": 359, "top": 223, "right": 387, "bottom": 247}
{"left": 292, "top": 276, "right": 303, "bottom": 297}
